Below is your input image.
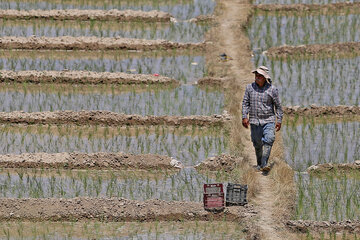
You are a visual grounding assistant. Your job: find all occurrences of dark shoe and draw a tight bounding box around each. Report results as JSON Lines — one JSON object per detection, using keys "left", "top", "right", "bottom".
{"left": 261, "top": 166, "right": 271, "bottom": 172}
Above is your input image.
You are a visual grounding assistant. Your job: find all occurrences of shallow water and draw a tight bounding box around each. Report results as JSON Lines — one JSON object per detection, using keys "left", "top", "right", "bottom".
{"left": 295, "top": 172, "right": 360, "bottom": 221}
{"left": 0, "top": 20, "right": 211, "bottom": 43}
{"left": 0, "top": 125, "right": 228, "bottom": 166}
{"left": 253, "top": 55, "right": 360, "bottom": 107}
{"left": 0, "top": 52, "right": 206, "bottom": 83}
{"left": 0, "top": 85, "right": 225, "bottom": 116}
{"left": 282, "top": 119, "right": 360, "bottom": 172}
{"left": 0, "top": 221, "right": 244, "bottom": 240}
{"left": 248, "top": 13, "right": 360, "bottom": 51}
{"left": 0, "top": 0, "right": 216, "bottom": 20}
{"left": 0, "top": 168, "right": 226, "bottom": 202}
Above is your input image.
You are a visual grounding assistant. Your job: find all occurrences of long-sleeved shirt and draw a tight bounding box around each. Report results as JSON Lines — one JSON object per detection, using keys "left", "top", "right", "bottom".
{"left": 242, "top": 82, "right": 283, "bottom": 125}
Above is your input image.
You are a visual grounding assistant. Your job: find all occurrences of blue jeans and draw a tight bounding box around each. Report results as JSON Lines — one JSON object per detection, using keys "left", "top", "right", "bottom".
{"left": 250, "top": 122, "right": 275, "bottom": 168}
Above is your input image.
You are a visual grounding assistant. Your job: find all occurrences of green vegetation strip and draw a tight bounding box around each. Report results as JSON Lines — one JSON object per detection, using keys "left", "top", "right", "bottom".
{"left": 254, "top": 2, "right": 360, "bottom": 15}
{"left": 0, "top": 70, "right": 178, "bottom": 85}
{"left": 266, "top": 42, "right": 360, "bottom": 59}
{"left": 0, "top": 36, "right": 206, "bottom": 51}
{"left": 0, "top": 111, "right": 229, "bottom": 127}
{"left": 0, "top": 9, "right": 172, "bottom": 21}
{"left": 0, "top": 197, "right": 256, "bottom": 222}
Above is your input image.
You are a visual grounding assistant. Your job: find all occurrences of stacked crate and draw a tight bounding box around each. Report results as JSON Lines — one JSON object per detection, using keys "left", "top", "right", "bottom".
{"left": 203, "top": 183, "right": 225, "bottom": 211}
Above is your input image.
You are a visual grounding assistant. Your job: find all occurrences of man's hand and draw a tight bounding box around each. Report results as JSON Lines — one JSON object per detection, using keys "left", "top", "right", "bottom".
{"left": 242, "top": 118, "right": 249, "bottom": 128}
{"left": 276, "top": 122, "right": 281, "bottom": 132}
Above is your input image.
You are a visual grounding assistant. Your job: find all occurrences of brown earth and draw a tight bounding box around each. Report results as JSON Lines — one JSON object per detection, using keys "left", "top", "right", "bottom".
{"left": 254, "top": 2, "right": 360, "bottom": 14}
{"left": 266, "top": 42, "right": 360, "bottom": 58}
{"left": 0, "top": 36, "right": 206, "bottom": 51}
{"left": 0, "top": 70, "right": 178, "bottom": 85}
{"left": 0, "top": 197, "right": 257, "bottom": 222}
{"left": 0, "top": 111, "right": 230, "bottom": 127}
{"left": 0, "top": 9, "right": 172, "bottom": 21}
{"left": 307, "top": 161, "right": 360, "bottom": 174}
{"left": 283, "top": 105, "right": 360, "bottom": 116}
{"left": 195, "top": 154, "right": 245, "bottom": 172}
{"left": 0, "top": 152, "right": 183, "bottom": 170}
{"left": 286, "top": 220, "right": 360, "bottom": 234}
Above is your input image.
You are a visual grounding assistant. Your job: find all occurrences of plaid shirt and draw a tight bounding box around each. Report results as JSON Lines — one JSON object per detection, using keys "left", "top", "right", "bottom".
{"left": 242, "top": 82, "right": 283, "bottom": 125}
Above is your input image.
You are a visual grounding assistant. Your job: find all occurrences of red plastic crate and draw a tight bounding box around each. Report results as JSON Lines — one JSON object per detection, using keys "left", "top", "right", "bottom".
{"left": 203, "top": 183, "right": 223, "bottom": 194}
{"left": 203, "top": 192, "right": 225, "bottom": 211}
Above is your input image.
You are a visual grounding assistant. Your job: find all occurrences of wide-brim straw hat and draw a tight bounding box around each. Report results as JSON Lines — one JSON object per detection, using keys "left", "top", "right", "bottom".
{"left": 252, "top": 66, "right": 271, "bottom": 80}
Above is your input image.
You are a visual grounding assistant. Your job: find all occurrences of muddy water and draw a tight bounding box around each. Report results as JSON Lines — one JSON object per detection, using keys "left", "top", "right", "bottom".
{"left": 0, "top": 19, "right": 211, "bottom": 43}
{"left": 0, "top": 52, "right": 205, "bottom": 83}
{"left": 294, "top": 172, "right": 360, "bottom": 221}
{"left": 0, "top": 0, "right": 216, "bottom": 20}
{"left": 254, "top": 56, "right": 360, "bottom": 107}
{"left": 0, "top": 85, "right": 224, "bottom": 116}
{"left": 0, "top": 221, "right": 244, "bottom": 239}
{"left": 248, "top": 13, "right": 360, "bottom": 52}
{"left": 0, "top": 168, "right": 226, "bottom": 202}
{"left": 0, "top": 125, "right": 228, "bottom": 166}
{"left": 282, "top": 119, "right": 360, "bottom": 172}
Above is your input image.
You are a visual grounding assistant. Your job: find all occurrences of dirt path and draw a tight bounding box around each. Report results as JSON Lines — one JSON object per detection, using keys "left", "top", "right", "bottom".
{"left": 212, "top": 1, "right": 293, "bottom": 239}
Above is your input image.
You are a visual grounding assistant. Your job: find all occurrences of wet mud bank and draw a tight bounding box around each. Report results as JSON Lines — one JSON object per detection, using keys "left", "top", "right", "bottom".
{"left": 0, "top": 9, "right": 172, "bottom": 22}
{"left": 286, "top": 220, "right": 360, "bottom": 233}
{"left": 196, "top": 77, "right": 228, "bottom": 86}
{"left": 307, "top": 161, "right": 360, "bottom": 174}
{"left": 0, "top": 111, "right": 230, "bottom": 127}
{"left": 283, "top": 105, "right": 360, "bottom": 117}
{"left": 0, "top": 152, "right": 182, "bottom": 170}
{"left": 254, "top": 2, "right": 360, "bottom": 14}
{"left": 0, "top": 70, "right": 178, "bottom": 85}
{"left": 195, "top": 154, "right": 244, "bottom": 172}
{"left": 0, "top": 36, "right": 206, "bottom": 51}
{"left": 0, "top": 197, "right": 257, "bottom": 222}
{"left": 266, "top": 42, "right": 360, "bottom": 58}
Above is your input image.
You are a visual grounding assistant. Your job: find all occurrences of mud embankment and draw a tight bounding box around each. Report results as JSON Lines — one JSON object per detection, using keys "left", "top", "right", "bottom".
{"left": 286, "top": 220, "right": 360, "bottom": 233}
{"left": 0, "top": 152, "right": 183, "bottom": 170}
{"left": 0, "top": 197, "right": 257, "bottom": 222}
{"left": 0, "top": 9, "right": 172, "bottom": 22}
{"left": 0, "top": 70, "right": 178, "bottom": 85}
{"left": 283, "top": 105, "right": 360, "bottom": 117}
{"left": 196, "top": 77, "right": 229, "bottom": 86}
{"left": 254, "top": 2, "right": 360, "bottom": 14}
{"left": 266, "top": 42, "right": 360, "bottom": 58}
{"left": 195, "top": 154, "right": 245, "bottom": 172}
{"left": 0, "top": 36, "right": 206, "bottom": 51}
{"left": 307, "top": 161, "right": 360, "bottom": 174}
{"left": 0, "top": 111, "right": 230, "bottom": 127}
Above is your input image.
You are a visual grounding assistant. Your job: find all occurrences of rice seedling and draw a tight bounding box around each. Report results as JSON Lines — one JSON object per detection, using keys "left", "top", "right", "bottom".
{"left": 282, "top": 117, "right": 359, "bottom": 171}
{"left": 0, "top": 19, "right": 212, "bottom": 43}
{"left": 248, "top": 12, "right": 360, "bottom": 51}
{"left": 294, "top": 171, "right": 360, "bottom": 221}
{"left": 0, "top": 51, "right": 206, "bottom": 84}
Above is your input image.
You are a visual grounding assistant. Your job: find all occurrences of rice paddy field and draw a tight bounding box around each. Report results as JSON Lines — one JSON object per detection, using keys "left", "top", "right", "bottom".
{"left": 247, "top": 1, "right": 360, "bottom": 233}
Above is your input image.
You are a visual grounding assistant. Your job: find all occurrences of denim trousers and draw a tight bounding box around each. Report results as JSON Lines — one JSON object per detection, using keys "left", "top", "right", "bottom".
{"left": 250, "top": 122, "right": 275, "bottom": 168}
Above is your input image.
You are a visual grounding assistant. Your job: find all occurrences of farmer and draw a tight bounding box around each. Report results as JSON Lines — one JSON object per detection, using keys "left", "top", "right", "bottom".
{"left": 241, "top": 66, "right": 283, "bottom": 172}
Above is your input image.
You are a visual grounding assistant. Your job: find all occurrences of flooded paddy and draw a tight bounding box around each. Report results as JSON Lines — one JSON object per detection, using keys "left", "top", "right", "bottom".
{"left": 0, "top": 19, "right": 211, "bottom": 43}
{"left": 0, "top": 124, "right": 228, "bottom": 166}
{"left": 0, "top": 221, "right": 245, "bottom": 239}
{"left": 253, "top": 0, "right": 360, "bottom": 4}
{"left": 0, "top": 50, "right": 206, "bottom": 83}
{"left": 248, "top": 12, "right": 360, "bottom": 52}
{"left": 294, "top": 172, "right": 360, "bottom": 221}
{"left": 254, "top": 55, "right": 360, "bottom": 106}
{"left": 282, "top": 117, "right": 360, "bottom": 172}
{"left": 0, "top": 84, "right": 224, "bottom": 116}
{"left": 0, "top": 168, "right": 226, "bottom": 201}
{"left": 0, "top": 0, "right": 216, "bottom": 20}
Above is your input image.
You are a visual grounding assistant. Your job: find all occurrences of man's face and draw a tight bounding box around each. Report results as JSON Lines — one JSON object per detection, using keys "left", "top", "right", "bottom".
{"left": 255, "top": 73, "right": 266, "bottom": 86}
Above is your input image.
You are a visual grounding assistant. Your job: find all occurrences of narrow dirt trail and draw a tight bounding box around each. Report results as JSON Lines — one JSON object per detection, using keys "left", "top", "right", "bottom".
{"left": 212, "top": 0, "right": 292, "bottom": 239}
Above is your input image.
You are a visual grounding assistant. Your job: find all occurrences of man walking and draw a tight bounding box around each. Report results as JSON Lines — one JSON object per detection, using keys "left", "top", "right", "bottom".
{"left": 242, "top": 66, "right": 283, "bottom": 172}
